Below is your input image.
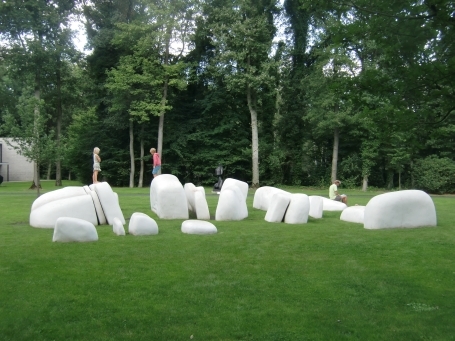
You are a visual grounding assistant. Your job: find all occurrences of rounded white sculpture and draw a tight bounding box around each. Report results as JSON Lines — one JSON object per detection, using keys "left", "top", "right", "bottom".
{"left": 181, "top": 220, "right": 217, "bottom": 235}
{"left": 112, "top": 217, "right": 126, "bottom": 236}
{"left": 253, "top": 186, "right": 291, "bottom": 211}
{"left": 30, "top": 195, "right": 98, "bottom": 228}
{"left": 53, "top": 217, "right": 98, "bottom": 242}
{"left": 340, "top": 206, "right": 365, "bottom": 224}
{"left": 31, "top": 186, "right": 88, "bottom": 211}
{"left": 150, "top": 174, "right": 189, "bottom": 219}
{"left": 215, "top": 186, "right": 248, "bottom": 221}
{"left": 284, "top": 194, "right": 310, "bottom": 224}
{"left": 364, "top": 190, "right": 437, "bottom": 229}
{"left": 194, "top": 189, "right": 210, "bottom": 220}
{"left": 128, "top": 212, "right": 159, "bottom": 236}
{"left": 92, "top": 182, "right": 126, "bottom": 225}
{"left": 221, "top": 178, "right": 249, "bottom": 200}
{"left": 265, "top": 193, "right": 291, "bottom": 223}
{"left": 184, "top": 183, "right": 197, "bottom": 211}
{"left": 88, "top": 189, "right": 107, "bottom": 225}
{"left": 308, "top": 196, "right": 323, "bottom": 219}
{"left": 322, "top": 197, "right": 347, "bottom": 211}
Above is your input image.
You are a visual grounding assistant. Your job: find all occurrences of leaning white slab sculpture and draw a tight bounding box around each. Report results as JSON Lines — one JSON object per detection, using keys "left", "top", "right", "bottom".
{"left": 88, "top": 189, "right": 107, "bottom": 225}
{"left": 364, "top": 190, "right": 437, "bottom": 229}
{"left": 215, "top": 185, "right": 248, "bottom": 221}
{"left": 181, "top": 220, "right": 217, "bottom": 235}
{"left": 340, "top": 206, "right": 365, "bottom": 224}
{"left": 150, "top": 174, "right": 189, "bottom": 219}
{"left": 92, "top": 182, "right": 125, "bottom": 225}
{"left": 194, "top": 189, "right": 210, "bottom": 220}
{"left": 128, "top": 212, "right": 159, "bottom": 236}
{"left": 221, "top": 178, "right": 249, "bottom": 200}
{"left": 284, "top": 194, "right": 310, "bottom": 224}
{"left": 53, "top": 217, "right": 98, "bottom": 242}
{"left": 265, "top": 192, "right": 291, "bottom": 223}
{"left": 308, "top": 196, "right": 323, "bottom": 219}
{"left": 253, "top": 186, "right": 291, "bottom": 211}
{"left": 184, "top": 183, "right": 198, "bottom": 212}
{"left": 322, "top": 197, "right": 347, "bottom": 211}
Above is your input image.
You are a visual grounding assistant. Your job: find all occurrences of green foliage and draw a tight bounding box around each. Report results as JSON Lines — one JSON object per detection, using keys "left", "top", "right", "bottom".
{"left": 413, "top": 155, "right": 455, "bottom": 194}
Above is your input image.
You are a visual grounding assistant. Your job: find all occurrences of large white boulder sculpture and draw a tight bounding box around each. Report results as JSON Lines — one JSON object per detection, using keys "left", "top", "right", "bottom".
{"left": 265, "top": 193, "right": 291, "bottom": 223}
{"left": 215, "top": 185, "right": 248, "bottom": 221}
{"left": 340, "top": 206, "right": 365, "bottom": 224}
{"left": 253, "top": 186, "right": 291, "bottom": 211}
{"left": 150, "top": 174, "right": 188, "bottom": 219}
{"left": 181, "top": 220, "right": 217, "bottom": 235}
{"left": 364, "top": 190, "right": 437, "bottom": 229}
{"left": 31, "top": 186, "right": 88, "bottom": 211}
{"left": 221, "top": 178, "right": 249, "bottom": 201}
{"left": 284, "top": 194, "right": 310, "bottom": 224}
{"left": 184, "top": 183, "right": 210, "bottom": 220}
{"left": 128, "top": 212, "right": 159, "bottom": 236}
{"left": 308, "top": 196, "right": 323, "bottom": 219}
{"left": 53, "top": 217, "right": 98, "bottom": 242}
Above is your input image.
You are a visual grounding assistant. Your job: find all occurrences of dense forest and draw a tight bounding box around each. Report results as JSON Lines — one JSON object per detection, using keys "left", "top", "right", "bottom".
{"left": 1, "top": 0, "right": 454, "bottom": 193}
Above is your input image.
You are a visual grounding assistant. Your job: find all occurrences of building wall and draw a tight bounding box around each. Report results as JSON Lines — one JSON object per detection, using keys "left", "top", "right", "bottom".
{"left": 0, "top": 138, "right": 35, "bottom": 182}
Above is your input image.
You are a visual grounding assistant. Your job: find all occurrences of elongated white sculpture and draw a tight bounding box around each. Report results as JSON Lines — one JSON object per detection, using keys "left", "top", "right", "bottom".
{"left": 150, "top": 174, "right": 188, "bottom": 219}
{"left": 215, "top": 185, "right": 248, "bottom": 221}
{"left": 184, "top": 183, "right": 197, "bottom": 212}
{"left": 88, "top": 189, "right": 107, "bottom": 225}
{"left": 364, "top": 190, "right": 437, "bottom": 229}
{"left": 31, "top": 186, "right": 88, "bottom": 211}
{"left": 340, "top": 206, "right": 365, "bottom": 224}
{"left": 308, "top": 196, "right": 323, "bottom": 219}
{"left": 284, "top": 194, "right": 310, "bottom": 224}
{"left": 53, "top": 217, "right": 98, "bottom": 242}
{"left": 129, "top": 212, "right": 159, "bottom": 236}
{"left": 253, "top": 186, "right": 291, "bottom": 211}
{"left": 221, "top": 178, "right": 249, "bottom": 200}
{"left": 265, "top": 193, "right": 291, "bottom": 223}
{"left": 92, "top": 182, "right": 125, "bottom": 225}
{"left": 181, "top": 220, "right": 217, "bottom": 235}
{"left": 112, "top": 217, "right": 126, "bottom": 236}
{"left": 194, "top": 189, "right": 210, "bottom": 220}
{"left": 322, "top": 197, "right": 347, "bottom": 211}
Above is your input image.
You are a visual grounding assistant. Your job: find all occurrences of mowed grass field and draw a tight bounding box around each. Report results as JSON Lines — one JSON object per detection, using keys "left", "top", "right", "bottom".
{"left": 0, "top": 181, "right": 454, "bottom": 341}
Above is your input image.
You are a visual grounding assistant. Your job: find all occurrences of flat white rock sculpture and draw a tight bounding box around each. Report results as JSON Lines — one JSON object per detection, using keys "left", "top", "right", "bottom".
{"left": 221, "top": 178, "right": 249, "bottom": 200}
{"left": 92, "top": 182, "right": 125, "bottom": 225}
{"left": 31, "top": 186, "right": 88, "bottom": 211}
{"left": 308, "top": 196, "right": 323, "bottom": 219}
{"left": 112, "top": 217, "right": 126, "bottom": 236}
{"left": 30, "top": 195, "right": 98, "bottom": 228}
{"left": 265, "top": 193, "right": 291, "bottom": 223}
{"left": 364, "top": 190, "right": 437, "bottom": 229}
{"left": 150, "top": 174, "right": 189, "bottom": 219}
{"left": 215, "top": 186, "right": 248, "bottom": 221}
{"left": 181, "top": 220, "right": 217, "bottom": 235}
{"left": 322, "top": 197, "right": 347, "bottom": 211}
{"left": 284, "top": 194, "right": 310, "bottom": 224}
{"left": 53, "top": 217, "right": 98, "bottom": 242}
{"left": 128, "top": 212, "right": 159, "bottom": 236}
{"left": 340, "top": 206, "right": 365, "bottom": 224}
{"left": 253, "top": 186, "right": 291, "bottom": 211}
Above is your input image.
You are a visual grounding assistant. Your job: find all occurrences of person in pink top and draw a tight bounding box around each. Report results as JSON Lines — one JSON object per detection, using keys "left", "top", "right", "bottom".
{"left": 150, "top": 148, "right": 161, "bottom": 178}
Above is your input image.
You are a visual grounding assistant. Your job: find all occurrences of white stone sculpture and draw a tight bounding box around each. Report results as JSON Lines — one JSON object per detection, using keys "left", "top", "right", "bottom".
{"left": 221, "top": 178, "right": 249, "bottom": 201}
{"left": 112, "top": 217, "right": 126, "bottom": 236}
{"left": 194, "top": 189, "right": 210, "bottom": 220}
{"left": 128, "top": 212, "right": 159, "bottom": 236}
{"left": 322, "top": 197, "right": 347, "bottom": 211}
{"left": 308, "top": 196, "right": 323, "bottom": 219}
{"left": 253, "top": 186, "right": 291, "bottom": 211}
{"left": 264, "top": 193, "right": 291, "bottom": 223}
{"left": 340, "top": 206, "right": 365, "bottom": 224}
{"left": 284, "top": 194, "right": 310, "bottom": 224}
{"left": 150, "top": 174, "right": 189, "bottom": 219}
{"left": 92, "top": 182, "right": 125, "bottom": 225}
{"left": 181, "top": 220, "right": 217, "bottom": 235}
{"left": 31, "top": 186, "right": 88, "bottom": 211}
{"left": 184, "top": 183, "right": 197, "bottom": 212}
{"left": 364, "top": 190, "right": 437, "bottom": 229}
{"left": 88, "top": 189, "right": 107, "bottom": 225}
{"left": 53, "top": 217, "right": 98, "bottom": 242}
{"left": 215, "top": 185, "right": 248, "bottom": 221}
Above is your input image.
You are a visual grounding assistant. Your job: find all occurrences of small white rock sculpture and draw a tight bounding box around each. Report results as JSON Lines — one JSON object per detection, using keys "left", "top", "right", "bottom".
{"left": 322, "top": 197, "right": 347, "bottom": 211}
{"left": 128, "top": 212, "right": 159, "bottom": 236}
{"left": 253, "top": 186, "right": 291, "bottom": 211}
{"left": 181, "top": 220, "right": 217, "bottom": 235}
{"left": 364, "top": 190, "right": 437, "bottom": 229}
{"left": 184, "top": 183, "right": 210, "bottom": 220}
{"left": 265, "top": 193, "right": 291, "bottom": 223}
{"left": 92, "top": 182, "right": 126, "bottom": 225}
{"left": 221, "top": 178, "right": 249, "bottom": 200}
{"left": 340, "top": 206, "right": 365, "bottom": 224}
{"left": 308, "top": 196, "right": 323, "bottom": 219}
{"left": 53, "top": 217, "right": 98, "bottom": 242}
{"left": 150, "top": 174, "right": 189, "bottom": 219}
{"left": 284, "top": 194, "right": 310, "bottom": 224}
{"left": 112, "top": 217, "right": 126, "bottom": 236}
{"left": 215, "top": 185, "right": 248, "bottom": 221}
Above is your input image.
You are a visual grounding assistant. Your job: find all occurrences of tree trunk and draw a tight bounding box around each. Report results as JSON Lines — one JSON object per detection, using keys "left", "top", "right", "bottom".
{"left": 362, "top": 175, "right": 368, "bottom": 191}
{"left": 34, "top": 73, "right": 41, "bottom": 197}
{"left": 55, "top": 56, "right": 62, "bottom": 186}
{"left": 138, "top": 132, "right": 144, "bottom": 188}
{"left": 247, "top": 84, "right": 259, "bottom": 188}
{"left": 387, "top": 171, "right": 394, "bottom": 189}
{"left": 331, "top": 127, "right": 339, "bottom": 182}
{"left": 47, "top": 162, "right": 51, "bottom": 180}
{"left": 129, "top": 120, "right": 135, "bottom": 188}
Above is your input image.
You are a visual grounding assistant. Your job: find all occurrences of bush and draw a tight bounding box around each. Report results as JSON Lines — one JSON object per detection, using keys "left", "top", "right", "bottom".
{"left": 413, "top": 155, "right": 455, "bottom": 194}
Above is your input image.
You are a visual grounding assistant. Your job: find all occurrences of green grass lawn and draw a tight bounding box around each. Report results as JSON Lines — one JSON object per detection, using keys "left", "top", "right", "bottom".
{"left": 1, "top": 181, "right": 454, "bottom": 340}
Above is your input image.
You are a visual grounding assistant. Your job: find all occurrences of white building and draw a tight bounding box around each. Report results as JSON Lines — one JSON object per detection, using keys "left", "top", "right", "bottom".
{"left": 0, "top": 138, "right": 35, "bottom": 182}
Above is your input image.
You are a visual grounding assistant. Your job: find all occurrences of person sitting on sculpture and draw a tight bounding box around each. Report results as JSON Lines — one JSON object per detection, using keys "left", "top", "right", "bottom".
{"left": 329, "top": 179, "right": 347, "bottom": 205}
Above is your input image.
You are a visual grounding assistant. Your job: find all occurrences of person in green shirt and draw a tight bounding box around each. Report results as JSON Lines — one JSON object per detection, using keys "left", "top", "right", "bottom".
{"left": 329, "top": 180, "right": 347, "bottom": 205}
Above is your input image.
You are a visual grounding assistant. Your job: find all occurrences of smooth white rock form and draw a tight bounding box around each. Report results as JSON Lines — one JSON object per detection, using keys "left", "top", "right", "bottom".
{"left": 88, "top": 189, "right": 107, "bottom": 225}
{"left": 265, "top": 193, "right": 291, "bottom": 223}
{"left": 128, "top": 212, "right": 159, "bottom": 236}
{"left": 221, "top": 178, "right": 249, "bottom": 201}
{"left": 150, "top": 174, "right": 189, "bottom": 219}
{"left": 184, "top": 183, "right": 197, "bottom": 211}
{"left": 308, "top": 196, "right": 323, "bottom": 219}
{"left": 53, "top": 217, "right": 98, "bottom": 242}
{"left": 340, "top": 206, "right": 365, "bottom": 224}
{"left": 322, "top": 197, "right": 347, "bottom": 211}
{"left": 181, "top": 220, "right": 217, "bottom": 235}
{"left": 92, "top": 182, "right": 126, "bottom": 225}
{"left": 284, "top": 194, "right": 310, "bottom": 224}
{"left": 364, "top": 190, "right": 437, "bottom": 230}
{"left": 215, "top": 186, "right": 248, "bottom": 221}
{"left": 194, "top": 189, "right": 210, "bottom": 220}
{"left": 83, "top": 185, "right": 91, "bottom": 194}
{"left": 112, "top": 217, "right": 126, "bottom": 236}
{"left": 30, "top": 195, "right": 98, "bottom": 228}
{"left": 31, "top": 186, "right": 88, "bottom": 211}
{"left": 253, "top": 186, "right": 291, "bottom": 211}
